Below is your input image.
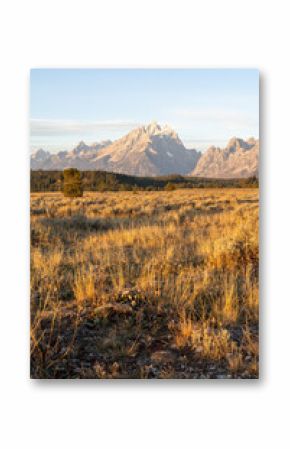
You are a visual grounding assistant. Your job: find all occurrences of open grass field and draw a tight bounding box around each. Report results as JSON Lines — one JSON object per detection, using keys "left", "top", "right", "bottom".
{"left": 30, "top": 188, "right": 259, "bottom": 379}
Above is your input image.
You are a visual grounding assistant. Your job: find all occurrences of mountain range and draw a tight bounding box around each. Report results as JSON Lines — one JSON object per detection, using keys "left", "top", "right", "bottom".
{"left": 31, "top": 122, "right": 259, "bottom": 178}
{"left": 190, "top": 137, "right": 259, "bottom": 178}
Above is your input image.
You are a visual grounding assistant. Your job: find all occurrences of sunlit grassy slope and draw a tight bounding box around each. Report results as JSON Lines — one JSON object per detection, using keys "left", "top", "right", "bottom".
{"left": 31, "top": 188, "right": 259, "bottom": 379}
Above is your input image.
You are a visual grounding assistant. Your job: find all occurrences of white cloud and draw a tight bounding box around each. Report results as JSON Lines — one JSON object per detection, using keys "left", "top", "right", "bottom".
{"left": 30, "top": 119, "right": 141, "bottom": 136}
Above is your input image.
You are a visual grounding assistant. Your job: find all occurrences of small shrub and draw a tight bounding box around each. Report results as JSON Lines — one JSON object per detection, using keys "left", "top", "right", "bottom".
{"left": 165, "top": 182, "right": 176, "bottom": 191}
{"left": 63, "top": 168, "right": 83, "bottom": 197}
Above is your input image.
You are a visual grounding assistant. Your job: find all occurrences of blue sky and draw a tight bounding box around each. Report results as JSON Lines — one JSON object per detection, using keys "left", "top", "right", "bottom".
{"left": 30, "top": 69, "right": 259, "bottom": 153}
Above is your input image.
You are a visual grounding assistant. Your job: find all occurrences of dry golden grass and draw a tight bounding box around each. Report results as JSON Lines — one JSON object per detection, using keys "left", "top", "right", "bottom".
{"left": 30, "top": 188, "right": 259, "bottom": 378}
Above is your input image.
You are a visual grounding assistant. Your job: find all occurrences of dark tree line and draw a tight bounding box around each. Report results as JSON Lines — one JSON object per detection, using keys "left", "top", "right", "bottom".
{"left": 31, "top": 169, "right": 259, "bottom": 193}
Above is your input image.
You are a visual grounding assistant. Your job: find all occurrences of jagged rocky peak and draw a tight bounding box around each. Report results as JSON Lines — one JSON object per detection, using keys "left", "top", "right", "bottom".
{"left": 226, "top": 137, "right": 256, "bottom": 152}
{"left": 30, "top": 139, "right": 113, "bottom": 170}
{"left": 77, "top": 140, "right": 87, "bottom": 148}
{"left": 72, "top": 140, "right": 113, "bottom": 155}
{"left": 31, "top": 148, "right": 50, "bottom": 160}
{"left": 191, "top": 136, "right": 259, "bottom": 178}
{"left": 72, "top": 141, "right": 90, "bottom": 154}
{"left": 104, "top": 122, "right": 183, "bottom": 155}
{"left": 75, "top": 140, "right": 88, "bottom": 149}
{"left": 91, "top": 122, "right": 201, "bottom": 176}
{"left": 143, "top": 121, "right": 178, "bottom": 138}
{"left": 145, "top": 121, "right": 162, "bottom": 135}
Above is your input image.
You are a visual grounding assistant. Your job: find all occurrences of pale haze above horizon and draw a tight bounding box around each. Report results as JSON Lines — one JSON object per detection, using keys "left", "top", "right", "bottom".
{"left": 30, "top": 68, "right": 259, "bottom": 153}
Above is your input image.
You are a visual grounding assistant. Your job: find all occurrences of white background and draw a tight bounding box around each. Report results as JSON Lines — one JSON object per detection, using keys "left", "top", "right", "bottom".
{"left": 0, "top": 1, "right": 289, "bottom": 448}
